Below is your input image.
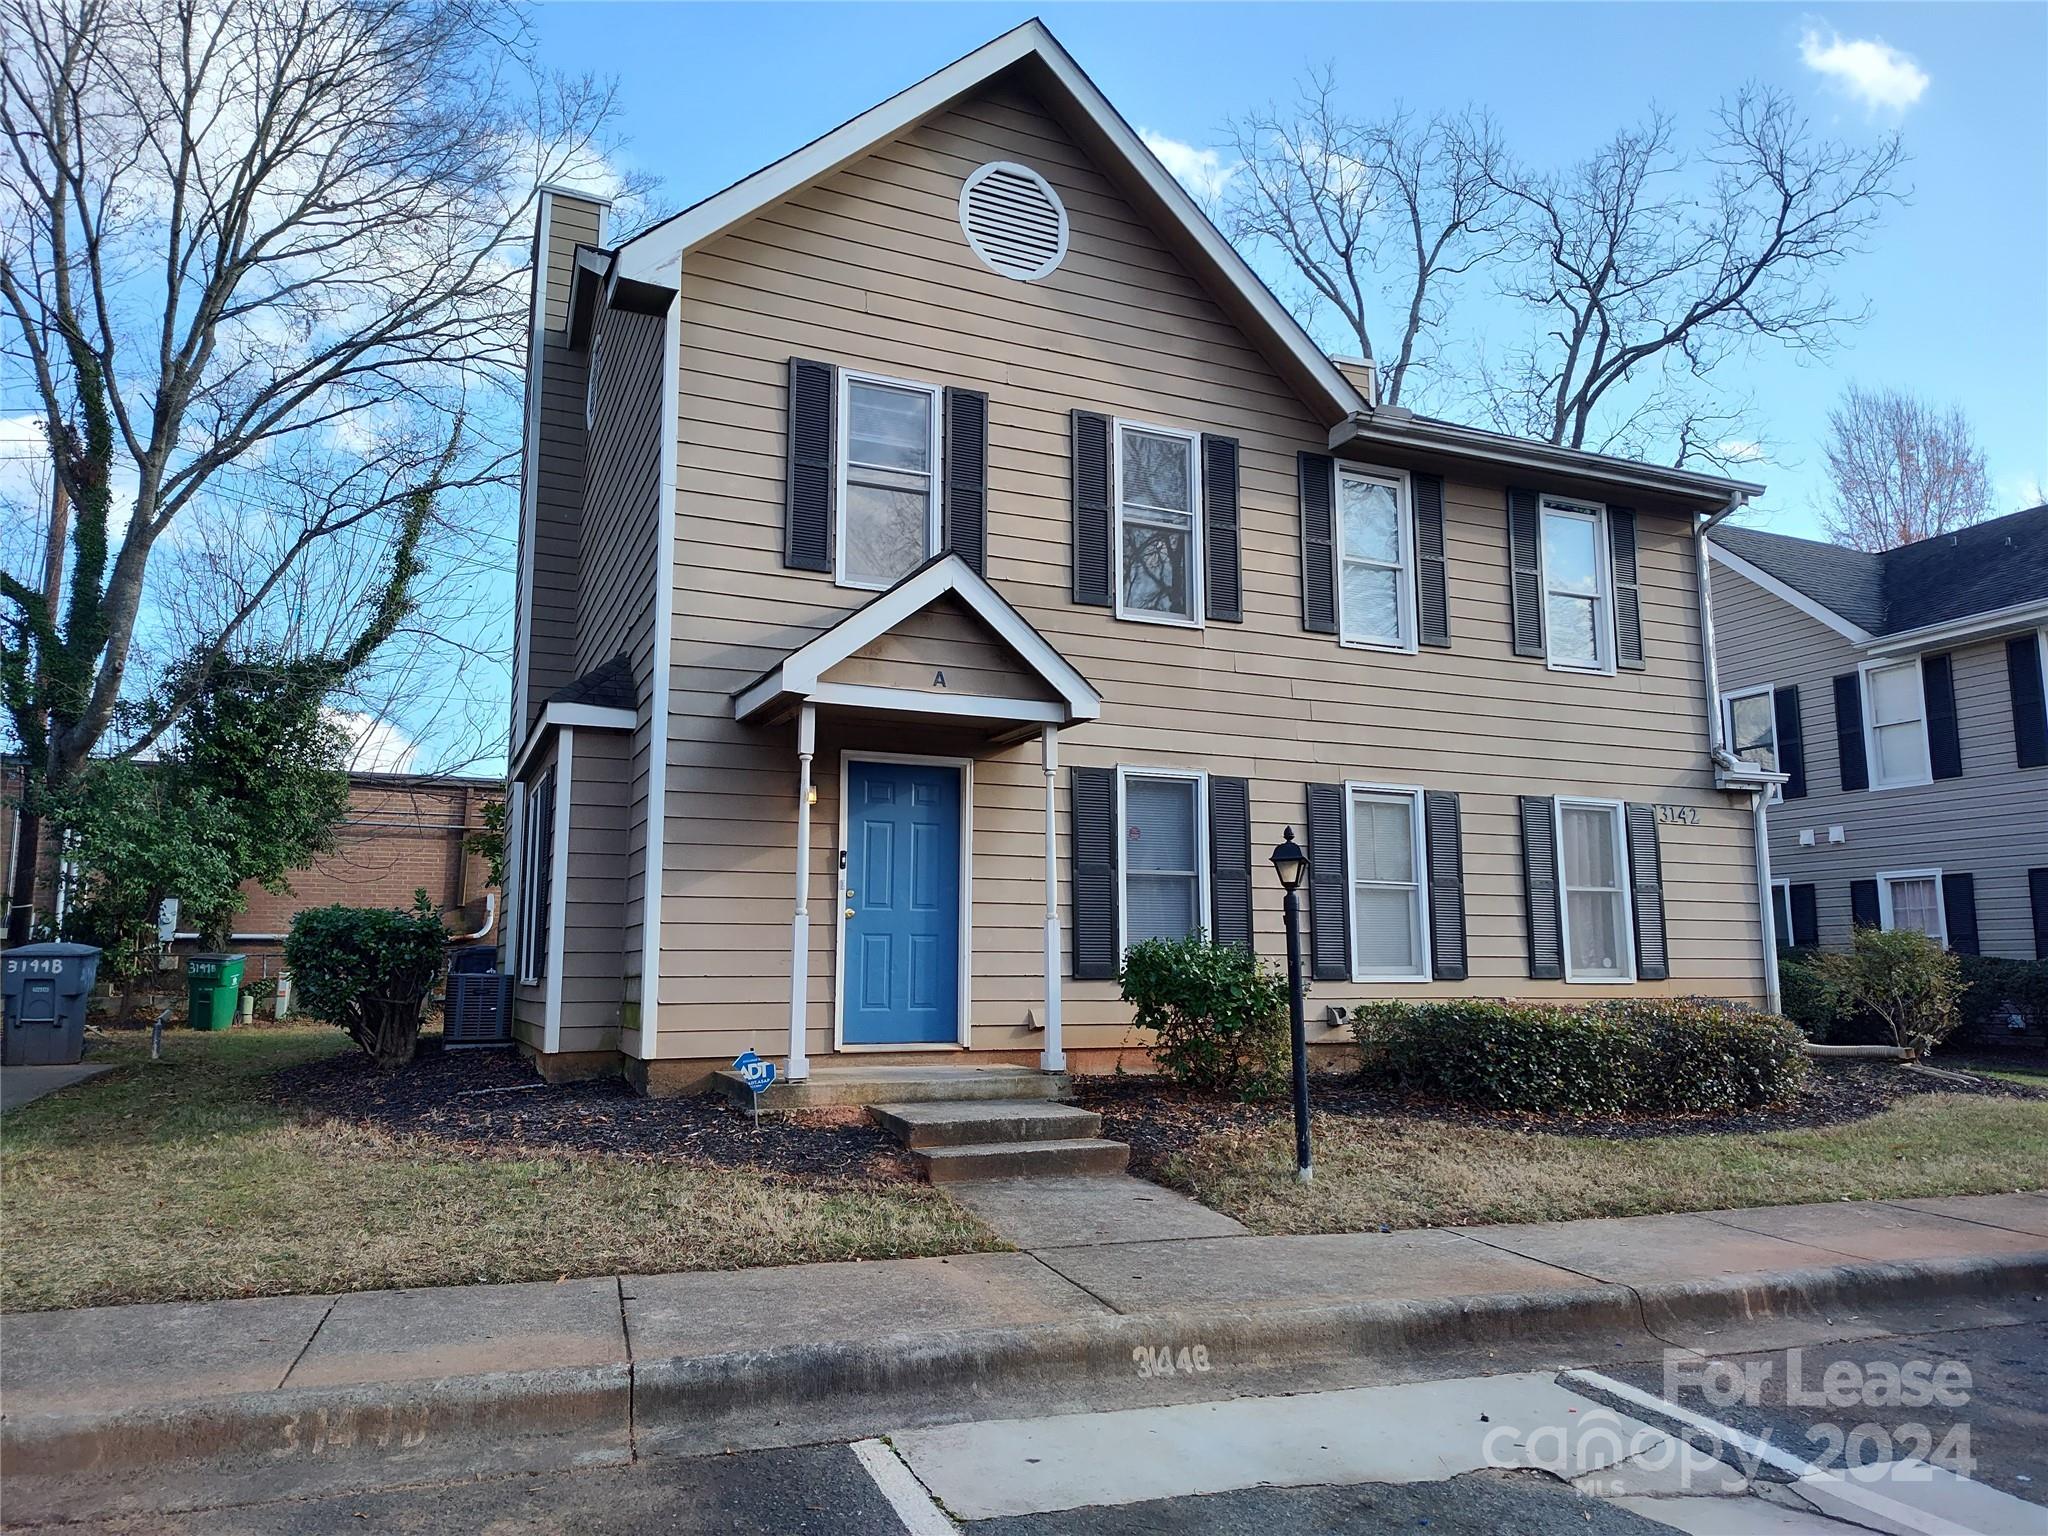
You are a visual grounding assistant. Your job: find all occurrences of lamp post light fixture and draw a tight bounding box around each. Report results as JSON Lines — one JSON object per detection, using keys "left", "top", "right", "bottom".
{"left": 1269, "top": 827, "right": 1313, "bottom": 1184}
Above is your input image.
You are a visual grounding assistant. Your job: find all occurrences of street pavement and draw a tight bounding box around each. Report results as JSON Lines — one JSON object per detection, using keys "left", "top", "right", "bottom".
{"left": 21, "top": 1320, "right": 2045, "bottom": 1534}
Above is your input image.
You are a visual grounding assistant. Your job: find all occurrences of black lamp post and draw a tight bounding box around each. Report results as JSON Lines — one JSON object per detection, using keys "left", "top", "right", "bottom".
{"left": 1270, "top": 827, "right": 1312, "bottom": 1184}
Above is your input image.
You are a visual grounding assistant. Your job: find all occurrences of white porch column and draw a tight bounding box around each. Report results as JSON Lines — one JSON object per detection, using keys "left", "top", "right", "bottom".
{"left": 1040, "top": 724, "right": 1065, "bottom": 1073}
{"left": 787, "top": 703, "right": 815, "bottom": 1081}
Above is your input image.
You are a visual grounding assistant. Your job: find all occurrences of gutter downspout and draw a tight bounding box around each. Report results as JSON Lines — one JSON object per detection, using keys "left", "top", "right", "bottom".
{"left": 1698, "top": 494, "right": 1781, "bottom": 1015}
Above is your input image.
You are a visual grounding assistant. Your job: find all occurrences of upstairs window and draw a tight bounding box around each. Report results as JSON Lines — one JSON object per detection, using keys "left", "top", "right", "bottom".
{"left": 1118, "top": 769, "right": 1207, "bottom": 948}
{"left": 1337, "top": 467, "right": 1415, "bottom": 651}
{"left": 837, "top": 372, "right": 941, "bottom": 590}
{"left": 1540, "top": 498, "right": 1613, "bottom": 673}
{"left": 1723, "top": 686, "right": 1778, "bottom": 774}
{"left": 1557, "top": 798, "right": 1633, "bottom": 982}
{"left": 1114, "top": 422, "right": 1202, "bottom": 626}
{"left": 1861, "top": 658, "right": 1931, "bottom": 789}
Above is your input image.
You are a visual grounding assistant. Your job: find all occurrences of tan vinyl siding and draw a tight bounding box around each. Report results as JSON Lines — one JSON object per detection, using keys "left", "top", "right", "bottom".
{"left": 1714, "top": 563, "right": 2048, "bottom": 959}
{"left": 561, "top": 728, "right": 630, "bottom": 1052}
{"left": 577, "top": 304, "right": 663, "bottom": 679}
{"left": 817, "top": 595, "right": 1061, "bottom": 701}
{"left": 623, "top": 74, "right": 1767, "bottom": 1067}
{"left": 515, "top": 195, "right": 603, "bottom": 735}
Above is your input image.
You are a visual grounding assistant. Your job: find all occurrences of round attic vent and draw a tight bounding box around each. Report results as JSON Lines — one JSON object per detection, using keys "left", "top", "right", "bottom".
{"left": 959, "top": 161, "right": 1069, "bottom": 282}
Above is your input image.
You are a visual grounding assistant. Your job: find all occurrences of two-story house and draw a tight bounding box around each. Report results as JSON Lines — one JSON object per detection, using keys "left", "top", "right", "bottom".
{"left": 501, "top": 21, "right": 1778, "bottom": 1095}
{"left": 1711, "top": 509, "right": 2048, "bottom": 963}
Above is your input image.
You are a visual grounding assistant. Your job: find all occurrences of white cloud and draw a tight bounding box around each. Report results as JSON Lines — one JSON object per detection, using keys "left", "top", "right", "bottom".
{"left": 1140, "top": 129, "right": 1238, "bottom": 205}
{"left": 1717, "top": 438, "right": 1767, "bottom": 464}
{"left": 328, "top": 708, "right": 418, "bottom": 774}
{"left": 1799, "top": 27, "right": 1929, "bottom": 113}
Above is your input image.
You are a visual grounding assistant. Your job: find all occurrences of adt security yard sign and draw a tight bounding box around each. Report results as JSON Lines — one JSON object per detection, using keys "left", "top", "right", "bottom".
{"left": 732, "top": 1049, "right": 776, "bottom": 1128}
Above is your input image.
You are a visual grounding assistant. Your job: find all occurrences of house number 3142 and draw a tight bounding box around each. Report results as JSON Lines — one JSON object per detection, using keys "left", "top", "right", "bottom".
{"left": 1655, "top": 804, "right": 1699, "bottom": 826}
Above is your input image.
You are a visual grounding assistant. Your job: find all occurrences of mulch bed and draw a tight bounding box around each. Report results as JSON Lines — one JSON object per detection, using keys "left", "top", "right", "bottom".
{"left": 1070, "top": 1060, "right": 2048, "bottom": 1182}
{"left": 270, "top": 1038, "right": 918, "bottom": 1185}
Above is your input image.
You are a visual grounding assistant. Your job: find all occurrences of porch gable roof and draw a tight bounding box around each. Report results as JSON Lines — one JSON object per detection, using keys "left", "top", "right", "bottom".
{"left": 732, "top": 554, "right": 1103, "bottom": 728}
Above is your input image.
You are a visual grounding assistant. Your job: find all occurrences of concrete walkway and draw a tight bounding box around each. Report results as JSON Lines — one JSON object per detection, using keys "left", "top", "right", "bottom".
{"left": 5, "top": 1193, "right": 2045, "bottom": 1524}
{"left": 0, "top": 1061, "right": 108, "bottom": 1113}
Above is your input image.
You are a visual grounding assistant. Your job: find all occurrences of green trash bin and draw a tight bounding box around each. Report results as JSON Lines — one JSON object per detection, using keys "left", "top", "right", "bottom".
{"left": 186, "top": 953, "right": 246, "bottom": 1031}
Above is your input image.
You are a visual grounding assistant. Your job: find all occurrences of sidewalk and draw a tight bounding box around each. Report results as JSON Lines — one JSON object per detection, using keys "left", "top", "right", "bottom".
{"left": 5, "top": 1192, "right": 2045, "bottom": 1524}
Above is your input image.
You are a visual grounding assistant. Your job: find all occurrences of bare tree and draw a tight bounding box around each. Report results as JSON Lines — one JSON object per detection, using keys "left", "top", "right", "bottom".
{"left": 1223, "top": 69, "right": 1508, "bottom": 406}
{"left": 0, "top": 0, "right": 644, "bottom": 939}
{"left": 1820, "top": 384, "right": 1993, "bottom": 550}
{"left": 1480, "top": 88, "right": 1905, "bottom": 467}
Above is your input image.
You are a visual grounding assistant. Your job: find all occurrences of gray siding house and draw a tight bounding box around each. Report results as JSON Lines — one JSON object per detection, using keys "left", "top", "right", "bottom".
{"left": 1710, "top": 509, "right": 2048, "bottom": 962}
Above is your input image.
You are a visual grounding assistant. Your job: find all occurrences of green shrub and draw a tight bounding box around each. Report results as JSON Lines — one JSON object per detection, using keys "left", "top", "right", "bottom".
{"left": 1775, "top": 948, "right": 1842, "bottom": 1039}
{"left": 1350, "top": 998, "right": 1807, "bottom": 1117}
{"left": 1816, "top": 928, "right": 1963, "bottom": 1056}
{"left": 1121, "top": 934, "right": 1290, "bottom": 1099}
{"left": 1952, "top": 954, "right": 2048, "bottom": 1043}
{"left": 285, "top": 892, "right": 447, "bottom": 1068}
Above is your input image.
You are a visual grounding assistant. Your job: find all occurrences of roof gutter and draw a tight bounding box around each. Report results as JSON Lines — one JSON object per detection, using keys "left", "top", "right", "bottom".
{"left": 1327, "top": 413, "right": 1767, "bottom": 504}
{"left": 1860, "top": 596, "right": 2048, "bottom": 657}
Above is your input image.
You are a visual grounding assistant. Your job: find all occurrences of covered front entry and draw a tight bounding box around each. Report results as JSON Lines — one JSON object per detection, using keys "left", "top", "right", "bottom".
{"left": 733, "top": 554, "right": 1103, "bottom": 1080}
{"left": 841, "top": 756, "right": 966, "bottom": 1045}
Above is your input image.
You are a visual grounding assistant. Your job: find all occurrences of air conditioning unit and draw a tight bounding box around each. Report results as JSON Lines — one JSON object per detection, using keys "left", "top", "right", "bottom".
{"left": 444, "top": 971, "right": 512, "bottom": 1047}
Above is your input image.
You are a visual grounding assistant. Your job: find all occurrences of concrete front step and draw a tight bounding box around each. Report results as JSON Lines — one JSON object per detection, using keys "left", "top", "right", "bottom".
{"left": 714, "top": 1064, "right": 1069, "bottom": 1112}
{"left": 914, "top": 1137, "right": 1131, "bottom": 1183}
{"left": 869, "top": 1099, "right": 1104, "bottom": 1150}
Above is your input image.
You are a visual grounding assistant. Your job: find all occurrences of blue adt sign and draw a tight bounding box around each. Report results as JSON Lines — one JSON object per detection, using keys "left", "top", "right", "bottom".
{"left": 732, "top": 1049, "right": 777, "bottom": 1094}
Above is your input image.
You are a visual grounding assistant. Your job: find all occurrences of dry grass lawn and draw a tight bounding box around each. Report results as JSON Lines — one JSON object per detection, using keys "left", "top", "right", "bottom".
{"left": 1162, "top": 1096, "right": 2048, "bottom": 1235}
{"left": 1, "top": 1027, "right": 993, "bottom": 1313}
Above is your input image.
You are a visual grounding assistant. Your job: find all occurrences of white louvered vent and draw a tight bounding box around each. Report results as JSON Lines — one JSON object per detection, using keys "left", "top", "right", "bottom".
{"left": 959, "top": 161, "right": 1068, "bottom": 282}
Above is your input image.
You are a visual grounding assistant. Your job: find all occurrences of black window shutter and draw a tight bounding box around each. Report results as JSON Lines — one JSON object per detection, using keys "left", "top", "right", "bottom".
{"left": 1518, "top": 795, "right": 1563, "bottom": 979}
{"left": 1071, "top": 411, "right": 1112, "bottom": 606}
{"left": 1297, "top": 453, "right": 1337, "bottom": 634}
{"left": 533, "top": 766, "right": 556, "bottom": 981}
{"left": 1850, "top": 879, "right": 1880, "bottom": 930}
{"left": 1941, "top": 873, "right": 1979, "bottom": 955}
{"left": 2031, "top": 868, "right": 2048, "bottom": 960}
{"left": 1789, "top": 883, "right": 1818, "bottom": 949}
{"left": 2008, "top": 635, "right": 2048, "bottom": 769}
{"left": 1609, "top": 507, "right": 1645, "bottom": 670}
{"left": 784, "top": 359, "right": 836, "bottom": 572}
{"left": 1833, "top": 673, "right": 1868, "bottom": 792}
{"left": 1207, "top": 776, "right": 1253, "bottom": 951}
{"left": 1923, "top": 653, "right": 1963, "bottom": 780}
{"left": 1508, "top": 488, "right": 1545, "bottom": 658}
{"left": 1414, "top": 473, "right": 1450, "bottom": 648}
{"left": 1423, "top": 790, "right": 1467, "bottom": 980}
{"left": 1069, "top": 766, "right": 1119, "bottom": 979}
{"left": 1202, "top": 434, "right": 1243, "bottom": 623}
{"left": 1305, "top": 783, "right": 1349, "bottom": 981}
{"left": 1773, "top": 685, "right": 1807, "bottom": 798}
{"left": 942, "top": 387, "right": 988, "bottom": 575}
{"left": 1624, "top": 802, "right": 1668, "bottom": 980}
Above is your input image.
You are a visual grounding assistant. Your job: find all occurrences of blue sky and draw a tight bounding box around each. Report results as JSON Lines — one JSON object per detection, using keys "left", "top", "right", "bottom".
{"left": 536, "top": 1, "right": 2047, "bottom": 537}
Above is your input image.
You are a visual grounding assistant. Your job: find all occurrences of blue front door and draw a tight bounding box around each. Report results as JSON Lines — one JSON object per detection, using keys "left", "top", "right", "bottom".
{"left": 843, "top": 760, "right": 962, "bottom": 1045}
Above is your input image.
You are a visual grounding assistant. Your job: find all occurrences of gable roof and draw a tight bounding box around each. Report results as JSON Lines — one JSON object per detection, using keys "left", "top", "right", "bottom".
{"left": 613, "top": 20, "right": 1367, "bottom": 426}
{"left": 1712, "top": 504, "right": 2048, "bottom": 642}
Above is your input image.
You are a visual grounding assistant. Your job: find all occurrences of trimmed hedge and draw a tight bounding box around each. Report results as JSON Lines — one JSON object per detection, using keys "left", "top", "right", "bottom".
{"left": 1121, "top": 934, "right": 1290, "bottom": 1099}
{"left": 1954, "top": 955, "right": 2048, "bottom": 1043}
{"left": 1351, "top": 998, "right": 1808, "bottom": 1117}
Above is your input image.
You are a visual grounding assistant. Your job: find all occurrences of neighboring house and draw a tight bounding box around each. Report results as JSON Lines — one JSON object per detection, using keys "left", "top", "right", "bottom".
{"left": 1, "top": 760, "right": 496, "bottom": 958}
{"left": 1710, "top": 508, "right": 2048, "bottom": 962}
{"left": 502, "top": 21, "right": 1778, "bottom": 1092}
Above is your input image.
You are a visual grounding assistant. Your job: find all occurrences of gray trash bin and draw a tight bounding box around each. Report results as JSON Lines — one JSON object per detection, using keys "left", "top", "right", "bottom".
{"left": 3, "top": 942, "right": 103, "bottom": 1066}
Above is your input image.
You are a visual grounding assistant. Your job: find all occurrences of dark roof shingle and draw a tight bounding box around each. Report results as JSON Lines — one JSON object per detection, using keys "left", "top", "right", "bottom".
{"left": 545, "top": 653, "right": 637, "bottom": 712}
{"left": 1713, "top": 505, "right": 2048, "bottom": 638}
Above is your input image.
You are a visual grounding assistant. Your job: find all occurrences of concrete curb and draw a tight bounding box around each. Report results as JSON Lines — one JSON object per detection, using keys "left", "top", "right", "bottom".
{"left": 6, "top": 1251, "right": 2044, "bottom": 1524}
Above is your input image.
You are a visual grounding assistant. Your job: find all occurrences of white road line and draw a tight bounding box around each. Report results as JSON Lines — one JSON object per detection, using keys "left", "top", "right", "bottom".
{"left": 851, "top": 1437, "right": 956, "bottom": 1536}
{"left": 1562, "top": 1370, "right": 1984, "bottom": 1536}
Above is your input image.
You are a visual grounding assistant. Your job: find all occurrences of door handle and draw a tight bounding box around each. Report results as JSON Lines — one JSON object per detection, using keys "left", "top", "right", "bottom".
{"left": 845, "top": 907, "right": 857, "bottom": 918}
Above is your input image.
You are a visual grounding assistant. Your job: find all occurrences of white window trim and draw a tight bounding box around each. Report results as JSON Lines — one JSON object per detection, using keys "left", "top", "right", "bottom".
{"left": 1335, "top": 463, "right": 1417, "bottom": 654}
{"left": 1114, "top": 766, "right": 1209, "bottom": 956}
{"left": 1111, "top": 418, "right": 1205, "bottom": 630}
{"left": 834, "top": 368, "right": 944, "bottom": 592}
{"left": 1342, "top": 781, "right": 1431, "bottom": 982}
{"left": 515, "top": 766, "right": 553, "bottom": 986}
{"left": 1554, "top": 795, "right": 1636, "bottom": 984}
{"left": 1876, "top": 867, "right": 1947, "bottom": 947}
{"left": 1858, "top": 655, "right": 1933, "bottom": 791}
{"left": 1722, "top": 684, "right": 1779, "bottom": 775}
{"left": 1538, "top": 495, "right": 1616, "bottom": 676}
{"left": 1769, "top": 877, "right": 1792, "bottom": 952}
